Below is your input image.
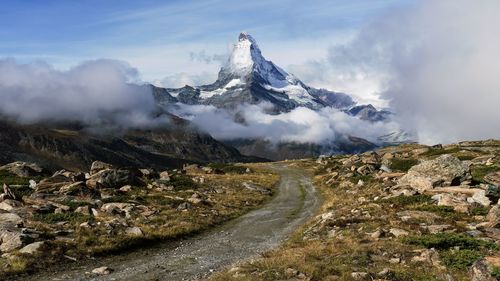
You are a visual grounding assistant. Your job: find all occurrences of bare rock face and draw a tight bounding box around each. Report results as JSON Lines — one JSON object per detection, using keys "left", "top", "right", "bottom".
{"left": 90, "top": 161, "right": 114, "bottom": 175}
{"left": 86, "top": 169, "right": 137, "bottom": 189}
{"left": 0, "top": 161, "right": 43, "bottom": 178}
{"left": 398, "top": 155, "right": 470, "bottom": 192}
{"left": 0, "top": 213, "right": 26, "bottom": 253}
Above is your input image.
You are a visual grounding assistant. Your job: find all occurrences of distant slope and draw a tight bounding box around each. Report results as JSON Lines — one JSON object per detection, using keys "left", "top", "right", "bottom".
{"left": 0, "top": 117, "right": 256, "bottom": 172}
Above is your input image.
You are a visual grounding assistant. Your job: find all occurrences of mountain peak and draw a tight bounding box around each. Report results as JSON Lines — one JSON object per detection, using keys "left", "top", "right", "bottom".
{"left": 226, "top": 32, "right": 264, "bottom": 77}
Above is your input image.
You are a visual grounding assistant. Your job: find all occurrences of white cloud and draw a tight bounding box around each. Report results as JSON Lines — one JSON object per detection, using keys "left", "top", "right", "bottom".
{"left": 171, "top": 102, "right": 401, "bottom": 144}
{"left": 0, "top": 58, "right": 164, "bottom": 129}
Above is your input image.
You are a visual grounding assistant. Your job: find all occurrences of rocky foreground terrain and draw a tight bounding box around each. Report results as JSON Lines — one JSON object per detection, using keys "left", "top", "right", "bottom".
{"left": 213, "top": 140, "right": 500, "bottom": 281}
{"left": 0, "top": 160, "right": 278, "bottom": 278}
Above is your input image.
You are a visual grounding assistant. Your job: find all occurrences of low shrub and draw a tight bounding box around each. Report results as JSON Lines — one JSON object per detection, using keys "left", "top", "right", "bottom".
{"left": 440, "top": 249, "right": 482, "bottom": 270}
{"left": 404, "top": 233, "right": 492, "bottom": 250}
{"left": 389, "top": 158, "right": 419, "bottom": 172}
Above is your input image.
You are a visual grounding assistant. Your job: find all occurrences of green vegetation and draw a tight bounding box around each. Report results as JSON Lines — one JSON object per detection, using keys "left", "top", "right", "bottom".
{"left": 440, "top": 249, "right": 482, "bottom": 270}
{"left": 61, "top": 200, "right": 90, "bottom": 210}
{"left": 0, "top": 170, "right": 31, "bottom": 185}
{"left": 208, "top": 163, "right": 248, "bottom": 174}
{"left": 470, "top": 205, "right": 490, "bottom": 216}
{"left": 491, "top": 266, "right": 500, "bottom": 279}
{"left": 382, "top": 194, "right": 432, "bottom": 206}
{"left": 415, "top": 205, "right": 460, "bottom": 218}
{"left": 349, "top": 174, "right": 374, "bottom": 184}
{"left": 420, "top": 147, "right": 461, "bottom": 157}
{"left": 389, "top": 158, "right": 419, "bottom": 172}
{"left": 404, "top": 233, "right": 494, "bottom": 250}
{"left": 471, "top": 165, "right": 500, "bottom": 183}
{"left": 169, "top": 174, "right": 200, "bottom": 190}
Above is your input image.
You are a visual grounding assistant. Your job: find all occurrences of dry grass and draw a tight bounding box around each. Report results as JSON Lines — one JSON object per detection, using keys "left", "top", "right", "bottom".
{"left": 1, "top": 164, "right": 279, "bottom": 278}
{"left": 211, "top": 154, "right": 497, "bottom": 281}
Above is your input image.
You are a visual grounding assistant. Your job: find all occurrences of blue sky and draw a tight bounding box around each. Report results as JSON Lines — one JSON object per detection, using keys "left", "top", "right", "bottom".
{"left": 0, "top": 0, "right": 414, "bottom": 84}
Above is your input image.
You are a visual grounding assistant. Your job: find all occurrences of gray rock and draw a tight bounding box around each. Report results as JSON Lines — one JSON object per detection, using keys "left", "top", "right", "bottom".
{"left": 90, "top": 161, "right": 114, "bottom": 175}
{"left": 59, "top": 181, "right": 88, "bottom": 195}
{"left": 125, "top": 226, "right": 143, "bottom": 236}
{"left": 92, "top": 266, "right": 113, "bottom": 275}
{"left": 18, "top": 241, "right": 44, "bottom": 255}
{"left": 0, "top": 162, "right": 43, "bottom": 177}
{"left": 86, "top": 169, "right": 137, "bottom": 189}
{"left": 469, "top": 259, "right": 495, "bottom": 281}
{"left": 484, "top": 172, "right": 500, "bottom": 186}
{"left": 398, "top": 155, "right": 470, "bottom": 192}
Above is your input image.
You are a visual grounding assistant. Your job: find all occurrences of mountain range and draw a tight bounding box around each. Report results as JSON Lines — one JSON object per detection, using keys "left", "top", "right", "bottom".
{"left": 0, "top": 33, "right": 409, "bottom": 171}
{"left": 151, "top": 33, "right": 408, "bottom": 160}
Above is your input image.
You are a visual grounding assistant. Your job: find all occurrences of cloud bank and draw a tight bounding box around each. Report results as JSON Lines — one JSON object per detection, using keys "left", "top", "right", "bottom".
{"left": 298, "top": 0, "right": 500, "bottom": 144}
{"left": 0, "top": 58, "right": 162, "bottom": 129}
{"left": 171, "top": 103, "right": 401, "bottom": 145}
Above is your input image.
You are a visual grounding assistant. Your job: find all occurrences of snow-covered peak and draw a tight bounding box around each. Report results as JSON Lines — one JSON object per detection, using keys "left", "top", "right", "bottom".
{"left": 227, "top": 32, "right": 265, "bottom": 77}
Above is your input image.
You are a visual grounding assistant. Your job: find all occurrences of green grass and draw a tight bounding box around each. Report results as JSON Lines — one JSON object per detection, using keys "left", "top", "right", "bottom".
{"left": 491, "top": 266, "right": 500, "bottom": 279}
{"left": 382, "top": 194, "right": 432, "bottom": 206}
{"left": 420, "top": 147, "right": 460, "bottom": 157}
{"left": 168, "top": 174, "right": 200, "bottom": 190}
{"left": 470, "top": 205, "right": 490, "bottom": 216}
{"left": 440, "top": 249, "right": 483, "bottom": 270}
{"left": 471, "top": 165, "right": 500, "bottom": 183}
{"left": 207, "top": 163, "right": 248, "bottom": 174}
{"left": 33, "top": 212, "right": 90, "bottom": 224}
{"left": 389, "top": 158, "right": 419, "bottom": 172}
{"left": 61, "top": 200, "right": 91, "bottom": 210}
{"left": 404, "top": 233, "right": 494, "bottom": 250}
{"left": 0, "top": 170, "right": 31, "bottom": 185}
{"left": 348, "top": 174, "right": 374, "bottom": 184}
{"left": 415, "top": 205, "right": 459, "bottom": 218}
{"left": 456, "top": 154, "right": 475, "bottom": 161}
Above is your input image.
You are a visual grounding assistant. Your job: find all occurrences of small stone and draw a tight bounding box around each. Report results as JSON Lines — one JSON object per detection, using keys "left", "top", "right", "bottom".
{"left": 125, "top": 226, "right": 143, "bottom": 237}
{"left": 285, "top": 267, "right": 299, "bottom": 276}
{"left": 119, "top": 185, "right": 132, "bottom": 192}
{"left": 389, "top": 257, "right": 401, "bottom": 264}
{"left": 351, "top": 272, "right": 368, "bottom": 280}
{"left": 92, "top": 266, "right": 113, "bottom": 275}
{"left": 389, "top": 228, "right": 409, "bottom": 237}
{"left": 159, "top": 171, "right": 170, "bottom": 181}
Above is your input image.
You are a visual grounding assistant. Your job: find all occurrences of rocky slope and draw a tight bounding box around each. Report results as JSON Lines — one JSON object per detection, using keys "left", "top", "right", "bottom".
{"left": 213, "top": 139, "right": 500, "bottom": 280}
{"left": 0, "top": 160, "right": 278, "bottom": 279}
{"left": 0, "top": 117, "right": 256, "bottom": 172}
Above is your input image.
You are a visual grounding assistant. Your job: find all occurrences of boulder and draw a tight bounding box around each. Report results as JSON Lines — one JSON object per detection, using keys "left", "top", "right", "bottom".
{"left": 36, "top": 175, "right": 73, "bottom": 192}
{"left": 0, "top": 213, "right": 26, "bottom": 252}
{"left": 86, "top": 169, "right": 137, "bottom": 189}
{"left": 125, "top": 226, "right": 143, "bottom": 236}
{"left": 90, "top": 161, "right": 114, "bottom": 175}
{"left": 469, "top": 259, "right": 495, "bottom": 281}
{"left": 159, "top": 171, "right": 170, "bottom": 181}
{"left": 486, "top": 205, "right": 500, "bottom": 228}
{"left": 0, "top": 162, "right": 43, "bottom": 177}
{"left": 101, "top": 203, "right": 135, "bottom": 218}
{"left": 58, "top": 181, "right": 88, "bottom": 195}
{"left": 389, "top": 228, "right": 409, "bottom": 237}
{"left": 0, "top": 200, "right": 22, "bottom": 212}
{"left": 18, "top": 241, "right": 44, "bottom": 255}
{"left": 398, "top": 155, "right": 470, "bottom": 192}
{"left": 484, "top": 172, "right": 500, "bottom": 186}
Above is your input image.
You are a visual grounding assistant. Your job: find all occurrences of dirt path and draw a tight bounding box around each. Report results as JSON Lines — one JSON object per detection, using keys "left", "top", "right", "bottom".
{"left": 19, "top": 163, "right": 321, "bottom": 281}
